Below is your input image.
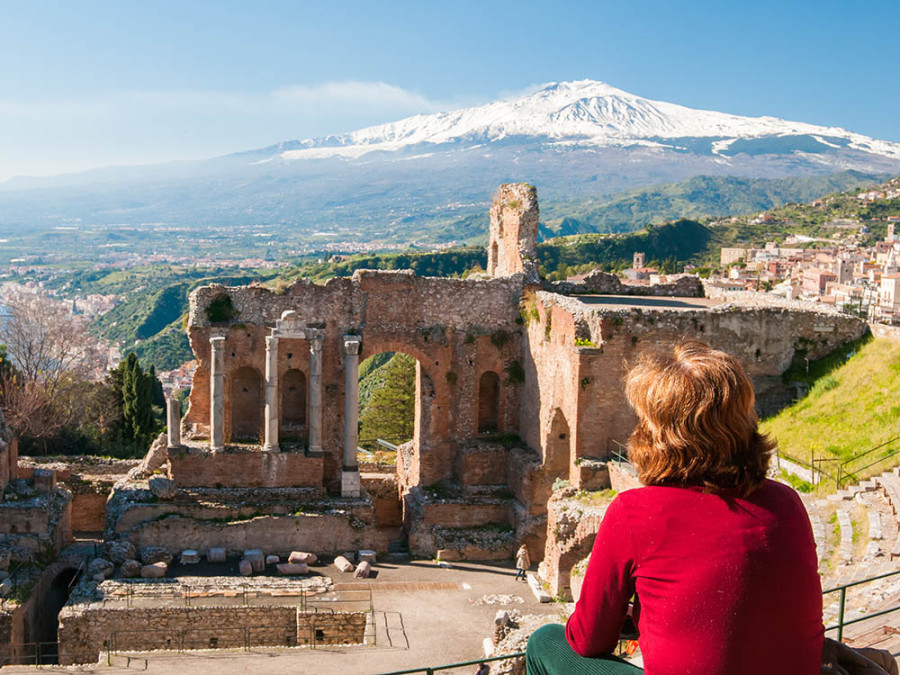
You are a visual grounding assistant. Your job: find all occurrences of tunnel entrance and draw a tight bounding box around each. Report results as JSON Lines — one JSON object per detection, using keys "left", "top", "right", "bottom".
{"left": 32, "top": 567, "right": 77, "bottom": 664}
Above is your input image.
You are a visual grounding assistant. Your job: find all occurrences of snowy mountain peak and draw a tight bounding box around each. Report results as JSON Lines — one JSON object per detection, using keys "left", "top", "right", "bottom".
{"left": 279, "top": 79, "right": 900, "bottom": 162}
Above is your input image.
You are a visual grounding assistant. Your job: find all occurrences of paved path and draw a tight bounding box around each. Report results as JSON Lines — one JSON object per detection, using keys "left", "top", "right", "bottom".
{"left": 5, "top": 560, "right": 558, "bottom": 674}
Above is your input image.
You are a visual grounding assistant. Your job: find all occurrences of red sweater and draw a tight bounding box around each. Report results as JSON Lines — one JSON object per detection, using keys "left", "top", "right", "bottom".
{"left": 566, "top": 480, "right": 824, "bottom": 674}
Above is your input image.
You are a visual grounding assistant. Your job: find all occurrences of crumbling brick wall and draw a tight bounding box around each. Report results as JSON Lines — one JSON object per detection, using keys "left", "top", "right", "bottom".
{"left": 58, "top": 605, "right": 367, "bottom": 665}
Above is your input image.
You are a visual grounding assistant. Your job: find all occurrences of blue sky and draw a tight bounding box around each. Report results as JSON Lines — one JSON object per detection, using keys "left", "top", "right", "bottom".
{"left": 0, "top": 0, "right": 898, "bottom": 180}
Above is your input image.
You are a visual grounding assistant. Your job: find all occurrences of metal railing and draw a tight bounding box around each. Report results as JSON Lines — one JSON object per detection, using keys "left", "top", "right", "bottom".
{"left": 784, "top": 434, "right": 900, "bottom": 489}
{"left": 823, "top": 568, "right": 900, "bottom": 642}
{"left": 605, "top": 437, "right": 630, "bottom": 464}
{"left": 380, "top": 651, "right": 527, "bottom": 675}
{"left": 382, "top": 567, "right": 900, "bottom": 675}
{"left": 0, "top": 641, "right": 67, "bottom": 666}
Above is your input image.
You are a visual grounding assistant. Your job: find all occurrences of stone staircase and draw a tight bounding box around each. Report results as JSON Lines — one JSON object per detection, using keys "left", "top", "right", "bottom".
{"left": 807, "top": 467, "right": 900, "bottom": 649}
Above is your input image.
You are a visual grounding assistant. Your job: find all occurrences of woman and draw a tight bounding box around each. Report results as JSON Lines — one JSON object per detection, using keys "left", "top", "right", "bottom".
{"left": 526, "top": 341, "right": 896, "bottom": 675}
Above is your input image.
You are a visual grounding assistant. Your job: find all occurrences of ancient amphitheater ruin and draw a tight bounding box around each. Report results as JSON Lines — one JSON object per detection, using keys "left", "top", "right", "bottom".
{"left": 0, "top": 184, "right": 876, "bottom": 668}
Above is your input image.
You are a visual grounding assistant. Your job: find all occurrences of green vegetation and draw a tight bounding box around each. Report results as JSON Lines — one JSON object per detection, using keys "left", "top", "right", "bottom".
{"left": 537, "top": 219, "right": 712, "bottom": 280}
{"left": 358, "top": 353, "right": 416, "bottom": 450}
{"left": 537, "top": 171, "right": 887, "bottom": 238}
{"left": 110, "top": 353, "right": 165, "bottom": 453}
{"left": 762, "top": 337, "right": 900, "bottom": 473}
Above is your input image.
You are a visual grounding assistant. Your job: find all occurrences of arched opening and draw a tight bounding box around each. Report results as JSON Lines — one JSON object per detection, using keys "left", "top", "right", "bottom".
{"left": 231, "top": 366, "right": 262, "bottom": 442}
{"left": 34, "top": 567, "right": 77, "bottom": 663}
{"left": 490, "top": 241, "right": 499, "bottom": 271}
{"left": 477, "top": 371, "right": 500, "bottom": 434}
{"left": 281, "top": 368, "right": 307, "bottom": 440}
{"left": 544, "top": 408, "right": 571, "bottom": 478}
{"left": 358, "top": 352, "right": 416, "bottom": 459}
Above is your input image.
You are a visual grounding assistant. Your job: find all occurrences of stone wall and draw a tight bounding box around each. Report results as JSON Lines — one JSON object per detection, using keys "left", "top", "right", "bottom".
{"left": 117, "top": 509, "right": 391, "bottom": 556}
{"left": 530, "top": 292, "right": 867, "bottom": 463}
{"left": 58, "top": 605, "right": 367, "bottom": 665}
{"left": 70, "top": 494, "right": 107, "bottom": 533}
{"left": 185, "top": 269, "right": 525, "bottom": 491}
{"left": 167, "top": 446, "right": 324, "bottom": 488}
{"left": 539, "top": 491, "right": 611, "bottom": 599}
{"left": 547, "top": 271, "right": 704, "bottom": 297}
{"left": 0, "top": 488, "right": 71, "bottom": 557}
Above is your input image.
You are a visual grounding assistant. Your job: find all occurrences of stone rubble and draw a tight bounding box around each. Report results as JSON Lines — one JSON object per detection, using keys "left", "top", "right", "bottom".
{"left": 148, "top": 476, "right": 177, "bottom": 500}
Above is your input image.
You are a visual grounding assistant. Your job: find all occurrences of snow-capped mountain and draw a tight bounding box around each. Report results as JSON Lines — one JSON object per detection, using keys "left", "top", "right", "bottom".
{"left": 275, "top": 80, "right": 900, "bottom": 162}
{"left": 2, "top": 80, "right": 899, "bottom": 236}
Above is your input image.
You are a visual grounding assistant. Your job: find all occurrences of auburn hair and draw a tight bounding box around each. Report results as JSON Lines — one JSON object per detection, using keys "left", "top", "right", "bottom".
{"left": 624, "top": 341, "right": 774, "bottom": 495}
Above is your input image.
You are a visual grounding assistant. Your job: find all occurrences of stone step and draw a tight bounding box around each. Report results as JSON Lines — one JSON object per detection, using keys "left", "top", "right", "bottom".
{"left": 838, "top": 509, "right": 854, "bottom": 564}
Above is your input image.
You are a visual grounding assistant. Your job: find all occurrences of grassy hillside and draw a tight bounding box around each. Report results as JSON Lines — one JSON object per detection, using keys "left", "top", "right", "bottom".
{"left": 537, "top": 171, "right": 887, "bottom": 237}
{"left": 762, "top": 337, "right": 900, "bottom": 480}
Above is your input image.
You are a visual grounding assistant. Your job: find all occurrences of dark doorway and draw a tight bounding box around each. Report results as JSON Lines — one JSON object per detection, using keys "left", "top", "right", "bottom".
{"left": 477, "top": 371, "right": 500, "bottom": 433}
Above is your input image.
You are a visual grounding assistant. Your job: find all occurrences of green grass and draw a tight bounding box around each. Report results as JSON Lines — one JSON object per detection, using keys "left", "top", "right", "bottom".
{"left": 762, "top": 337, "right": 900, "bottom": 467}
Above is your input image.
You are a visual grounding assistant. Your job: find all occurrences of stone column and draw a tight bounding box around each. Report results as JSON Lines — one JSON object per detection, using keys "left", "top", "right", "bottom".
{"left": 166, "top": 395, "right": 181, "bottom": 449}
{"left": 341, "top": 335, "right": 362, "bottom": 498}
{"left": 263, "top": 335, "right": 280, "bottom": 452}
{"left": 209, "top": 336, "right": 225, "bottom": 452}
{"left": 307, "top": 335, "right": 324, "bottom": 455}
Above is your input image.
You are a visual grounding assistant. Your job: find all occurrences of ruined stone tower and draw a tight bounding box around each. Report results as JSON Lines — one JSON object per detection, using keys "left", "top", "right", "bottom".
{"left": 487, "top": 183, "right": 539, "bottom": 282}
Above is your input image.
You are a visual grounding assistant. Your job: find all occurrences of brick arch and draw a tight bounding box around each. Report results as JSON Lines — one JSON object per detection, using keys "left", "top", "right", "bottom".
{"left": 230, "top": 366, "right": 262, "bottom": 442}
{"left": 358, "top": 337, "right": 445, "bottom": 488}
{"left": 359, "top": 338, "right": 436, "bottom": 383}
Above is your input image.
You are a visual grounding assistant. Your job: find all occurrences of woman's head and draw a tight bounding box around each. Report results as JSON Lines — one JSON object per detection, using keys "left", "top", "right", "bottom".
{"left": 624, "top": 341, "right": 773, "bottom": 495}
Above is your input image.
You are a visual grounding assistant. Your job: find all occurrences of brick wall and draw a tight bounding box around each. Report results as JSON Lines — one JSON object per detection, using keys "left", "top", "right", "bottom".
{"left": 58, "top": 605, "right": 367, "bottom": 665}
{"left": 168, "top": 447, "right": 324, "bottom": 488}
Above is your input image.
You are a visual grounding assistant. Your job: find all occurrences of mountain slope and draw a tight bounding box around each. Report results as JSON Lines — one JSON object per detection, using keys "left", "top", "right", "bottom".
{"left": 279, "top": 80, "right": 900, "bottom": 161}
{"left": 2, "top": 80, "right": 899, "bottom": 236}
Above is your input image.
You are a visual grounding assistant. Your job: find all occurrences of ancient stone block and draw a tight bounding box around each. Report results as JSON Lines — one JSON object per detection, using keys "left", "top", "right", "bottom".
{"left": 243, "top": 549, "right": 265, "bottom": 572}
{"left": 181, "top": 549, "right": 200, "bottom": 564}
{"left": 357, "top": 549, "right": 376, "bottom": 564}
{"left": 527, "top": 573, "right": 551, "bottom": 603}
{"left": 288, "top": 551, "right": 317, "bottom": 565}
{"left": 207, "top": 547, "right": 226, "bottom": 563}
{"left": 353, "top": 560, "right": 372, "bottom": 579}
{"left": 265, "top": 555, "right": 280, "bottom": 565}
{"left": 121, "top": 559, "right": 142, "bottom": 578}
{"left": 238, "top": 559, "right": 253, "bottom": 576}
{"left": 33, "top": 468, "right": 56, "bottom": 491}
{"left": 87, "top": 558, "right": 114, "bottom": 580}
{"left": 105, "top": 540, "right": 136, "bottom": 564}
{"left": 141, "top": 562, "right": 168, "bottom": 579}
{"left": 276, "top": 562, "right": 308, "bottom": 575}
{"left": 334, "top": 555, "right": 354, "bottom": 573}
{"left": 140, "top": 547, "right": 173, "bottom": 565}
{"left": 149, "top": 476, "right": 177, "bottom": 500}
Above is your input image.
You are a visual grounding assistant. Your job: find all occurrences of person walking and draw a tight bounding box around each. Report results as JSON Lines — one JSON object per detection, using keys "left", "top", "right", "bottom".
{"left": 515, "top": 544, "right": 530, "bottom": 581}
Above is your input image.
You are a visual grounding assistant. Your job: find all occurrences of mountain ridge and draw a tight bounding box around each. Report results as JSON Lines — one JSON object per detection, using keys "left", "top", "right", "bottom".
{"left": 1, "top": 80, "right": 899, "bottom": 235}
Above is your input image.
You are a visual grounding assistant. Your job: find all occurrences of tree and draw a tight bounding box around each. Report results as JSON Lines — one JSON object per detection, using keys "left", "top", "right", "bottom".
{"left": 0, "top": 286, "right": 97, "bottom": 390}
{"left": 358, "top": 353, "right": 416, "bottom": 449}
{"left": 0, "top": 287, "right": 100, "bottom": 450}
{"left": 110, "top": 353, "right": 161, "bottom": 451}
